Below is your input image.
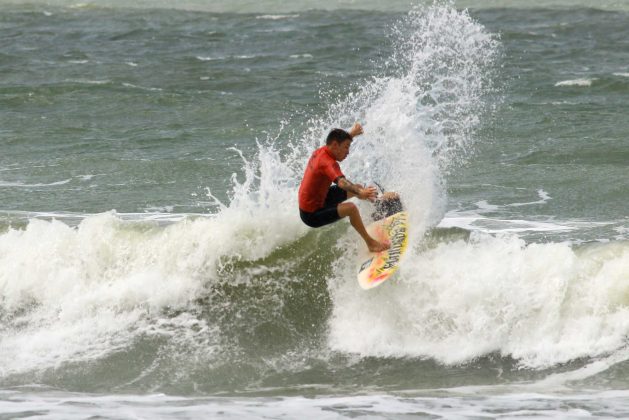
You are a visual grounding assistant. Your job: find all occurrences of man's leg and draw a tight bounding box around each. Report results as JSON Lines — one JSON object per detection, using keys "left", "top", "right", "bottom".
{"left": 337, "top": 202, "right": 390, "bottom": 252}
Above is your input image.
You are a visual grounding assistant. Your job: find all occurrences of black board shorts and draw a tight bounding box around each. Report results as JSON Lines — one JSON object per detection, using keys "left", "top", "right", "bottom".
{"left": 299, "top": 185, "right": 348, "bottom": 228}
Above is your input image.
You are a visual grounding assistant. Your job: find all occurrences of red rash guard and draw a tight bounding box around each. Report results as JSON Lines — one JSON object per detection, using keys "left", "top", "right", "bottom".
{"left": 298, "top": 146, "right": 344, "bottom": 212}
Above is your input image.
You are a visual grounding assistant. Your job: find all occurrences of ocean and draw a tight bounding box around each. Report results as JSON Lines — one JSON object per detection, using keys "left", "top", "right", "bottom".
{"left": 2, "top": 0, "right": 629, "bottom": 418}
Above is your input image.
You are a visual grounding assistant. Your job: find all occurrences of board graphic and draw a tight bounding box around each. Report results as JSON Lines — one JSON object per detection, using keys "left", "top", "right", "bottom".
{"left": 357, "top": 211, "right": 409, "bottom": 289}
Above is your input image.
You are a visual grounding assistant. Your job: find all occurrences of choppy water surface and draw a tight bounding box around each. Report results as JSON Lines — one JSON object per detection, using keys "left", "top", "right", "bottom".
{"left": 2, "top": 0, "right": 629, "bottom": 418}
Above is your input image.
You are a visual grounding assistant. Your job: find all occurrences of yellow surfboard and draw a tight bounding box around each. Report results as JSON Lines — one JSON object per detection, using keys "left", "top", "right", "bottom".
{"left": 357, "top": 211, "right": 409, "bottom": 290}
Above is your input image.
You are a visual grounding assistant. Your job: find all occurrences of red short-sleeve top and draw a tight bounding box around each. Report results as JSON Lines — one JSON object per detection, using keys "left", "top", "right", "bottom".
{"left": 298, "top": 146, "right": 344, "bottom": 212}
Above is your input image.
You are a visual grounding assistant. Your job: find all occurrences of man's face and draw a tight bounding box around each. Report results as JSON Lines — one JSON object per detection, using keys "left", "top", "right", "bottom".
{"left": 329, "top": 139, "right": 352, "bottom": 161}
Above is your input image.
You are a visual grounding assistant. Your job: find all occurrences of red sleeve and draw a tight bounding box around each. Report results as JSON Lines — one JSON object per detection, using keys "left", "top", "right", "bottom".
{"left": 321, "top": 158, "right": 344, "bottom": 183}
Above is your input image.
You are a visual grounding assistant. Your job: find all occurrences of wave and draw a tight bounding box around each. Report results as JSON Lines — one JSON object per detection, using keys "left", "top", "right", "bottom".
{"left": 3, "top": 211, "right": 629, "bottom": 383}
{"left": 4, "top": 1, "right": 629, "bottom": 391}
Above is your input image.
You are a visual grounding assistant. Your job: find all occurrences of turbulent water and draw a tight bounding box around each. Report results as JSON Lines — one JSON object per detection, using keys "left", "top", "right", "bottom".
{"left": 2, "top": 0, "right": 629, "bottom": 418}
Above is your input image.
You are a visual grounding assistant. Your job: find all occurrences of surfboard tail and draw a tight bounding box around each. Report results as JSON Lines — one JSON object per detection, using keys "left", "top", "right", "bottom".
{"left": 357, "top": 211, "right": 409, "bottom": 290}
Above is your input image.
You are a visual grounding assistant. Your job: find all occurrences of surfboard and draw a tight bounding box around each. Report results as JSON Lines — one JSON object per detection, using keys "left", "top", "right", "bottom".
{"left": 357, "top": 211, "right": 409, "bottom": 290}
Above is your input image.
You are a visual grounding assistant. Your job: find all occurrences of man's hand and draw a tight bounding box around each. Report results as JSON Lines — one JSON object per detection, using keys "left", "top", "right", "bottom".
{"left": 338, "top": 178, "right": 377, "bottom": 201}
{"left": 358, "top": 185, "right": 378, "bottom": 201}
{"left": 349, "top": 122, "right": 363, "bottom": 138}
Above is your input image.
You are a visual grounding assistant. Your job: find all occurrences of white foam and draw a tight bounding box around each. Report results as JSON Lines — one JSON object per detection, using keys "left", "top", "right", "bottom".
{"left": 2, "top": 389, "right": 629, "bottom": 419}
{"left": 0, "top": 179, "right": 71, "bottom": 188}
{"left": 0, "top": 204, "right": 305, "bottom": 375}
{"left": 507, "top": 189, "right": 552, "bottom": 207}
{"left": 555, "top": 78, "right": 596, "bottom": 87}
{"left": 143, "top": 205, "right": 174, "bottom": 213}
{"left": 256, "top": 14, "right": 300, "bottom": 20}
{"left": 66, "top": 79, "right": 110, "bottom": 85}
{"left": 121, "top": 82, "right": 163, "bottom": 91}
{"left": 438, "top": 213, "right": 574, "bottom": 233}
{"left": 613, "top": 72, "right": 629, "bottom": 78}
{"left": 329, "top": 232, "right": 629, "bottom": 368}
{"left": 475, "top": 200, "right": 499, "bottom": 211}
{"left": 196, "top": 55, "right": 255, "bottom": 61}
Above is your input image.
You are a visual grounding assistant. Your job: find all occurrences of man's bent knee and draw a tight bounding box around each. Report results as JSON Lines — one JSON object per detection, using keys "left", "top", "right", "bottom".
{"left": 337, "top": 202, "right": 357, "bottom": 217}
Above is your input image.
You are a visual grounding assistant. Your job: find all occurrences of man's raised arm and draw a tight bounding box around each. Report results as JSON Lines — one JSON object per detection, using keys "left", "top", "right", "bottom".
{"left": 349, "top": 122, "right": 363, "bottom": 138}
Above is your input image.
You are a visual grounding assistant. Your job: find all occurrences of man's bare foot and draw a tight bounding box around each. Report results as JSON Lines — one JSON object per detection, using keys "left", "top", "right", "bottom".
{"left": 367, "top": 239, "right": 390, "bottom": 253}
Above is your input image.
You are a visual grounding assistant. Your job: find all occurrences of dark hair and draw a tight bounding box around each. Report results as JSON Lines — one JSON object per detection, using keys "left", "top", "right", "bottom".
{"left": 326, "top": 128, "right": 352, "bottom": 145}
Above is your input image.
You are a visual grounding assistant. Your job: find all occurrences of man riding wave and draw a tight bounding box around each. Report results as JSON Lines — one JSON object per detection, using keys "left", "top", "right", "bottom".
{"left": 298, "top": 122, "right": 391, "bottom": 253}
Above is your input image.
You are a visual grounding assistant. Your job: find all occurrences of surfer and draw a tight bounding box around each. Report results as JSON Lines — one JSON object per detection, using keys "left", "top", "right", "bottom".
{"left": 298, "top": 122, "right": 391, "bottom": 253}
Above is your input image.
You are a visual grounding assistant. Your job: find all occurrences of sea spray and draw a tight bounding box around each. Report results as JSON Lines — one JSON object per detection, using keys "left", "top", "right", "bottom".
{"left": 320, "top": 2, "right": 500, "bottom": 235}
{"left": 208, "top": 1, "right": 501, "bottom": 243}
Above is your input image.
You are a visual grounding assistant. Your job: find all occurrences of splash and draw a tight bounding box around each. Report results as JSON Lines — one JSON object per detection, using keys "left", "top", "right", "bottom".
{"left": 229, "top": 1, "right": 500, "bottom": 240}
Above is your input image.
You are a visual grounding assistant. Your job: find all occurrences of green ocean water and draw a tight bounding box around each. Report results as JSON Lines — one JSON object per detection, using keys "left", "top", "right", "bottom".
{"left": 2, "top": 1, "right": 629, "bottom": 418}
